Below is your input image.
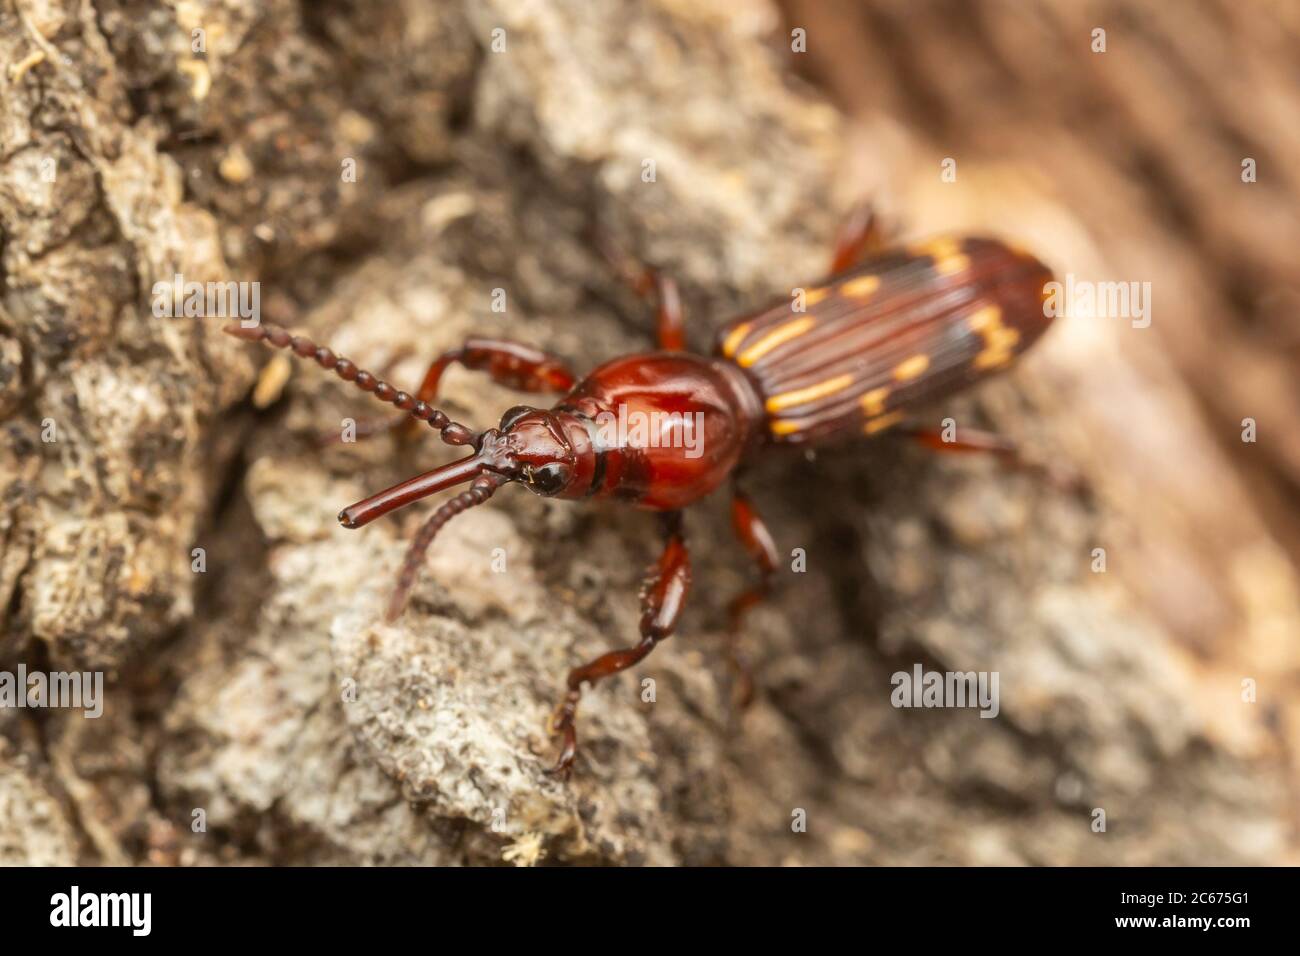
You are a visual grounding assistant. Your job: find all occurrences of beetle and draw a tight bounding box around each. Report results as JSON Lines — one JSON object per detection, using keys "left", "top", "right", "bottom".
{"left": 224, "top": 209, "right": 1057, "bottom": 775}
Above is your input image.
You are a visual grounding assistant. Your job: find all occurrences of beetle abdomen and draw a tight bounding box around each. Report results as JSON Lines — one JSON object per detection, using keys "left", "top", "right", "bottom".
{"left": 713, "top": 237, "right": 1056, "bottom": 445}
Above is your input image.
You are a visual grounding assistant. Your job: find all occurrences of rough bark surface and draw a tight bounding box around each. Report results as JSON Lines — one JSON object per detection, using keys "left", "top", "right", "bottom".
{"left": 1, "top": 0, "right": 1295, "bottom": 865}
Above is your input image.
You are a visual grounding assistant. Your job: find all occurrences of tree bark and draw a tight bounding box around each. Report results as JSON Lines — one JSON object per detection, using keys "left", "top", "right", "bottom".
{"left": 1, "top": 0, "right": 1294, "bottom": 865}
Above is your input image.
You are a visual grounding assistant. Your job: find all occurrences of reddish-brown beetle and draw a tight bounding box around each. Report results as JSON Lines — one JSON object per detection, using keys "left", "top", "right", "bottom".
{"left": 225, "top": 212, "right": 1057, "bottom": 774}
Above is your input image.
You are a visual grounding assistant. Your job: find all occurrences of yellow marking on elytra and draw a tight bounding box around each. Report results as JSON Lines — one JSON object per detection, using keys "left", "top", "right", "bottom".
{"left": 721, "top": 322, "right": 751, "bottom": 357}
{"left": 893, "top": 354, "right": 931, "bottom": 381}
{"left": 914, "top": 236, "right": 970, "bottom": 276}
{"left": 969, "top": 305, "right": 1020, "bottom": 370}
{"left": 864, "top": 412, "right": 904, "bottom": 435}
{"left": 841, "top": 275, "right": 881, "bottom": 299}
{"left": 860, "top": 386, "right": 889, "bottom": 417}
{"left": 802, "top": 287, "right": 830, "bottom": 307}
{"left": 737, "top": 317, "right": 816, "bottom": 367}
{"left": 769, "top": 418, "right": 806, "bottom": 436}
{"left": 765, "top": 373, "right": 855, "bottom": 412}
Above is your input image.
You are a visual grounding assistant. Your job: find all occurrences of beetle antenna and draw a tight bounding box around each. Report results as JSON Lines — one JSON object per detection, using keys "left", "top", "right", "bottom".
{"left": 384, "top": 473, "right": 507, "bottom": 621}
{"left": 223, "top": 322, "right": 479, "bottom": 449}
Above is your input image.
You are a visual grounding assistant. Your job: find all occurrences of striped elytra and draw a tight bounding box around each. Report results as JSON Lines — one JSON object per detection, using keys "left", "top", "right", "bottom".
{"left": 713, "top": 236, "right": 1056, "bottom": 445}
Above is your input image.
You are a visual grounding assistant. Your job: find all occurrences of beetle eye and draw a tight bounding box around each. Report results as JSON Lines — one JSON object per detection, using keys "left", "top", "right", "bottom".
{"left": 499, "top": 405, "right": 533, "bottom": 431}
{"left": 527, "top": 462, "right": 570, "bottom": 496}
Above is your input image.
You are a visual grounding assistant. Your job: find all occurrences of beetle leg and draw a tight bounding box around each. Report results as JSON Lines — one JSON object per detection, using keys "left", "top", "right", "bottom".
{"left": 900, "top": 423, "right": 1084, "bottom": 493}
{"left": 547, "top": 512, "right": 690, "bottom": 776}
{"left": 724, "top": 489, "right": 778, "bottom": 709}
{"left": 411, "top": 338, "right": 577, "bottom": 400}
{"left": 595, "top": 233, "right": 686, "bottom": 351}
{"left": 828, "top": 200, "right": 887, "bottom": 275}
{"left": 649, "top": 272, "right": 685, "bottom": 352}
{"left": 319, "top": 338, "right": 577, "bottom": 445}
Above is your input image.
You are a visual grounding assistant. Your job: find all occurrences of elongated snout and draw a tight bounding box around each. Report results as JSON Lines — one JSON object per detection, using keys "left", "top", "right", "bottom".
{"left": 337, "top": 451, "right": 484, "bottom": 529}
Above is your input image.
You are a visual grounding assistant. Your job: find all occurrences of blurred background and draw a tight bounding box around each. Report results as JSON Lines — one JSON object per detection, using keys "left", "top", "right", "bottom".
{"left": 780, "top": 0, "right": 1300, "bottom": 850}
{"left": 0, "top": 0, "right": 1296, "bottom": 865}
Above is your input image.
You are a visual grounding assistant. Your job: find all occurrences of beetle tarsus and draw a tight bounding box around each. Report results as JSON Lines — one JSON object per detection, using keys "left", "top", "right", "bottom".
{"left": 545, "top": 514, "right": 689, "bottom": 776}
